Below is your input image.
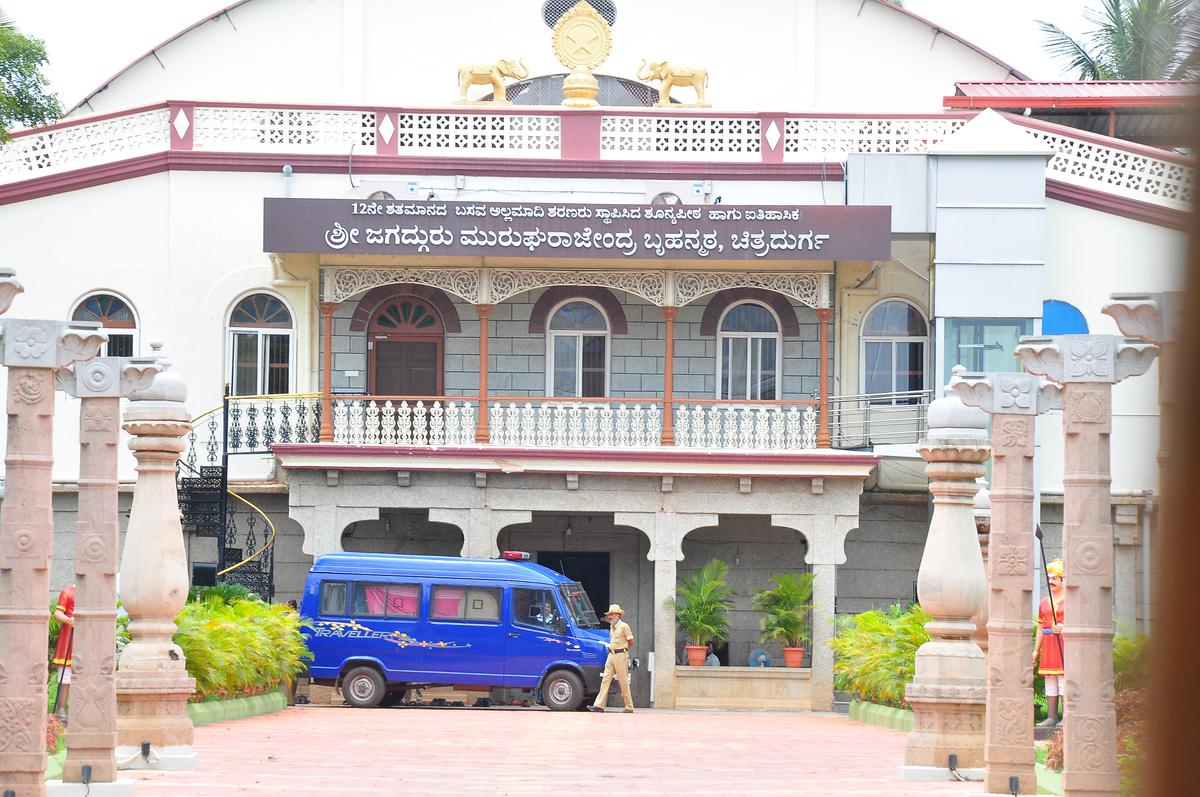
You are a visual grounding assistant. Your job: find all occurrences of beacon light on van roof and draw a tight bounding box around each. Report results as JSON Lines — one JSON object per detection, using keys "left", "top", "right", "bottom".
{"left": 502, "top": 551, "right": 531, "bottom": 561}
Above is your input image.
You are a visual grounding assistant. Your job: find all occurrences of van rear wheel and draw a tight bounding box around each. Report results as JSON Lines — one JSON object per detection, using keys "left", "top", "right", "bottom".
{"left": 342, "top": 666, "right": 385, "bottom": 708}
{"left": 542, "top": 670, "right": 584, "bottom": 711}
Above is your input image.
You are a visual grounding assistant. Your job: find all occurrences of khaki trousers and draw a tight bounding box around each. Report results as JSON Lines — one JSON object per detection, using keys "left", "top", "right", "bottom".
{"left": 593, "top": 650, "right": 633, "bottom": 709}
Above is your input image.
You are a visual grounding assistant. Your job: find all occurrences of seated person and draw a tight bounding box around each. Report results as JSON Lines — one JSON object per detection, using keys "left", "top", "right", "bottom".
{"left": 704, "top": 641, "right": 720, "bottom": 667}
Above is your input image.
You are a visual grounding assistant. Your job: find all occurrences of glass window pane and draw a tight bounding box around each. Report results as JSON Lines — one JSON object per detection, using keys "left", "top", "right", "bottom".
{"left": 720, "top": 303, "right": 778, "bottom": 333}
{"left": 552, "top": 335, "right": 579, "bottom": 397}
{"left": 385, "top": 584, "right": 420, "bottom": 618}
{"left": 463, "top": 587, "right": 501, "bottom": 622}
{"left": 514, "top": 588, "right": 558, "bottom": 630}
{"left": 107, "top": 333, "right": 134, "bottom": 358}
{"left": 754, "top": 338, "right": 777, "bottom": 400}
{"left": 549, "top": 301, "right": 607, "bottom": 331}
{"left": 581, "top": 335, "right": 606, "bottom": 397}
{"left": 721, "top": 337, "right": 749, "bottom": 399}
{"left": 352, "top": 583, "right": 392, "bottom": 617}
{"left": 319, "top": 582, "right": 347, "bottom": 615}
{"left": 896, "top": 341, "right": 925, "bottom": 393}
{"left": 265, "top": 334, "right": 291, "bottom": 394}
{"left": 863, "top": 301, "right": 927, "bottom": 337}
{"left": 431, "top": 586, "right": 466, "bottom": 619}
{"left": 231, "top": 294, "right": 292, "bottom": 328}
{"left": 944, "top": 319, "right": 1032, "bottom": 385}
{"left": 864, "top": 341, "right": 893, "bottom": 395}
{"left": 231, "top": 332, "right": 259, "bottom": 396}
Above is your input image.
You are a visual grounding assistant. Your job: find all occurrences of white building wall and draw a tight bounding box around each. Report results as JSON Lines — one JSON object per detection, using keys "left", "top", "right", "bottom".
{"left": 70, "top": 0, "right": 1017, "bottom": 118}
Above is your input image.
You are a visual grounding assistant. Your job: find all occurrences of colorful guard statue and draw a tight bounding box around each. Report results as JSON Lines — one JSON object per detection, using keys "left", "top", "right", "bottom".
{"left": 1033, "top": 557, "right": 1066, "bottom": 727}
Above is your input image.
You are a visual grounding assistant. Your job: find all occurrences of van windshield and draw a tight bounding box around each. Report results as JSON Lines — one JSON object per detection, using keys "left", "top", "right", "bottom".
{"left": 558, "top": 583, "right": 602, "bottom": 629}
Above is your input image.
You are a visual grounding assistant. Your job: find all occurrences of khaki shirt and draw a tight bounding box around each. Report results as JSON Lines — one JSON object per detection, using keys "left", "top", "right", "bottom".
{"left": 609, "top": 619, "right": 633, "bottom": 651}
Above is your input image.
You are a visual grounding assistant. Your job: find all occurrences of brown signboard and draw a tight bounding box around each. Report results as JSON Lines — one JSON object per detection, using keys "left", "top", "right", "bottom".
{"left": 263, "top": 198, "right": 891, "bottom": 261}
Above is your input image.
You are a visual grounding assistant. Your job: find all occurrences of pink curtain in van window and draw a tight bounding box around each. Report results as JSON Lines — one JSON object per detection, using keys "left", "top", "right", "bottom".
{"left": 387, "top": 585, "right": 419, "bottom": 616}
{"left": 431, "top": 587, "right": 465, "bottom": 619}
{"left": 363, "top": 585, "right": 388, "bottom": 615}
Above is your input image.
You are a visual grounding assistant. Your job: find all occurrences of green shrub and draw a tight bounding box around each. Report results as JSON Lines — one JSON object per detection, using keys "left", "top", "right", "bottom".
{"left": 173, "top": 590, "right": 311, "bottom": 701}
{"left": 668, "top": 559, "right": 736, "bottom": 646}
{"left": 830, "top": 602, "right": 930, "bottom": 709}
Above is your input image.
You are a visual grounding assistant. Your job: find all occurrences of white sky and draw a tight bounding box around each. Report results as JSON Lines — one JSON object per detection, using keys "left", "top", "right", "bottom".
{"left": 4, "top": 0, "right": 1095, "bottom": 111}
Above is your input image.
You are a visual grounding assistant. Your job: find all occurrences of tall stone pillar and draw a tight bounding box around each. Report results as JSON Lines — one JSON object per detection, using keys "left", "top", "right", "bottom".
{"left": 53, "top": 357, "right": 159, "bottom": 789}
{"left": 0, "top": 295, "right": 108, "bottom": 795}
{"left": 1015, "top": 334, "right": 1156, "bottom": 797}
{"left": 1103, "top": 291, "right": 1180, "bottom": 631}
{"left": 902, "top": 391, "right": 990, "bottom": 781}
{"left": 952, "top": 367, "right": 1063, "bottom": 795}
{"left": 114, "top": 345, "right": 199, "bottom": 769}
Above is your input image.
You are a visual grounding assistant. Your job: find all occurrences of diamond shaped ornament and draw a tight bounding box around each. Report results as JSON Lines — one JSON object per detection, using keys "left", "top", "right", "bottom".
{"left": 172, "top": 109, "right": 190, "bottom": 139}
{"left": 765, "top": 120, "right": 781, "bottom": 151}
{"left": 378, "top": 114, "right": 395, "bottom": 145}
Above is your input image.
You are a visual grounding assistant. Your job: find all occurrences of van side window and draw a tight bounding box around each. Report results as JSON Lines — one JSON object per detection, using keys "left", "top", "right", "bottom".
{"left": 352, "top": 583, "right": 420, "bottom": 618}
{"left": 431, "top": 585, "right": 501, "bottom": 622}
{"left": 513, "top": 588, "right": 559, "bottom": 631}
{"left": 319, "top": 581, "right": 348, "bottom": 616}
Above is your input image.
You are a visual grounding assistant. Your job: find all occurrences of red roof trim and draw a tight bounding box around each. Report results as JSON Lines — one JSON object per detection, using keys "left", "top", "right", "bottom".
{"left": 866, "top": 0, "right": 1030, "bottom": 80}
{"left": 1004, "top": 112, "right": 1193, "bottom": 165}
{"left": 946, "top": 95, "right": 1192, "bottom": 110}
{"left": 1046, "top": 179, "right": 1189, "bottom": 231}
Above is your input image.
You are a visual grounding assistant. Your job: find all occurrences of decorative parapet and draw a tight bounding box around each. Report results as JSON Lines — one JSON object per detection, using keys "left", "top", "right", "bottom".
{"left": 0, "top": 105, "right": 1189, "bottom": 214}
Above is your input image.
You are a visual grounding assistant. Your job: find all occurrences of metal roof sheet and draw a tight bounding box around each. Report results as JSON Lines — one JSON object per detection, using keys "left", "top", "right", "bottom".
{"left": 953, "top": 80, "right": 1197, "bottom": 101}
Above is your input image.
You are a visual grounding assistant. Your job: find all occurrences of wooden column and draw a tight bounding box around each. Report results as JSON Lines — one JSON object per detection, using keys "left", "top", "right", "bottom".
{"left": 660, "top": 306, "right": 678, "bottom": 445}
{"left": 815, "top": 307, "right": 832, "bottom": 448}
{"left": 475, "top": 304, "right": 493, "bottom": 443}
{"left": 319, "top": 302, "right": 336, "bottom": 443}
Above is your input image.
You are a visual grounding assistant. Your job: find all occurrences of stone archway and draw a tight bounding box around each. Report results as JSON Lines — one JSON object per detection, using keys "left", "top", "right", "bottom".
{"left": 341, "top": 509, "right": 464, "bottom": 557}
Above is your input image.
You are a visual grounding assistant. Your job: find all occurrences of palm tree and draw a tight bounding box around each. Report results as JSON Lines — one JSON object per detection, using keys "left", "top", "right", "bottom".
{"left": 1039, "top": 0, "right": 1200, "bottom": 80}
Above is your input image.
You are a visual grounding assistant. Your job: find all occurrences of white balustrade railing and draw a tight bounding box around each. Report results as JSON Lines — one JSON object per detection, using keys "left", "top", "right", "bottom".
{"left": 0, "top": 107, "right": 170, "bottom": 183}
{"left": 674, "top": 403, "right": 818, "bottom": 450}
{"left": 332, "top": 398, "right": 477, "bottom": 446}
{"left": 1, "top": 105, "right": 1188, "bottom": 210}
{"left": 488, "top": 400, "right": 663, "bottom": 448}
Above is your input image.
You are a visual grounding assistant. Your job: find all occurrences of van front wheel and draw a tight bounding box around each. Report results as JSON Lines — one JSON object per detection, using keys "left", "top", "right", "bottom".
{"left": 342, "top": 666, "right": 385, "bottom": 708}
{"left": 542, "top": 670, "right": 584, "bottom": 711}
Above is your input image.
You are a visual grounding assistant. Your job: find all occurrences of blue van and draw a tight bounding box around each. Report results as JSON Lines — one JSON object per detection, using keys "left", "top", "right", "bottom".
{"left": 300, "top": 551, "right": 612, "bottom": 710}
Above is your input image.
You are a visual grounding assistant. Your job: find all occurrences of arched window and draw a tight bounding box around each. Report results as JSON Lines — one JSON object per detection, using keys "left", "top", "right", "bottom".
{"left": 227, "top": 293, "right": 294, "bottom": 396}
{"left": 546, "top": 299, "right": 609, "bottom": 397}
{"left": 860, "top": 299, "right": 927, "bottom": 402}
{"left": 717, "top": 302, "right": 780, "bottom": 400}
{"left": 71, "top": 293, "right": 137, "bottom": 357}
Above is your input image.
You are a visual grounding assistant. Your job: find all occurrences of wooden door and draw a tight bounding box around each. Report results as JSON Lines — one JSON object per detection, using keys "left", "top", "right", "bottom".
{"left": 368, "top": 297, "right": 444, "bottom": 396}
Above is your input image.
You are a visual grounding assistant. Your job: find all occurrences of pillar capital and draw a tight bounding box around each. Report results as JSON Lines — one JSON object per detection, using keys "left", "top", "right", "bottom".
{"left": 0, "top": 318, "right": 107, "bottom": 370}
{"left": 659, "top": 306, "right": 678, "bottom": 321}
{"left": 1014, "top": 334, "right": 1157, "bottom": 386}
{"left": 0, "top": 266, "right": 24, "bottom": 314}
{"left": 475, "top": 302, "right": 494, "bottom": 318}
{"left": 1103, "top": 291, "right": 1182, "bottom": 345}
{"left": 56, "top": 356, "right": 161, "bottom": 399}
{"left": 949, "top": 365, "right": 1062, "bottom": 417}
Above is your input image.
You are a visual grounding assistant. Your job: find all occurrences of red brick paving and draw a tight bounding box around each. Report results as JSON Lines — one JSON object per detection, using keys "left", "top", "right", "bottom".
{"left": 126, "top": 706, "right": 978, "bottom": 796}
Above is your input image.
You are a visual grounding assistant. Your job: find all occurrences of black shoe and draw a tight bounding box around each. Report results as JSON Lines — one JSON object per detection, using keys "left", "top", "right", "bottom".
{"left": 586, "top": 705, "right": 603, "bottom": 712}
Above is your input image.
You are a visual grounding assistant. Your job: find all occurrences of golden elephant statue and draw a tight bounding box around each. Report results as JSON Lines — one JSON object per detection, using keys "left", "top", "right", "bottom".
{"left": 637, "top": 60, "right": 709, "bottom": 107}
{"left": 455, "top": 59, "right": 530, "bottom": 104}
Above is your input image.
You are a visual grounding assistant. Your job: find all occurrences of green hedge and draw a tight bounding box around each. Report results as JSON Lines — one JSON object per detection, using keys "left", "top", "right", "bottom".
{"left": 831, "top": 603, "right": 930, "bottom": 709}
{"left": 173, "top": 586, "right": 311, "bottom": 701}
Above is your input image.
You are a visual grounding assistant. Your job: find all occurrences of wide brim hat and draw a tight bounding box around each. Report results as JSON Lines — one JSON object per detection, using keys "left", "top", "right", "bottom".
{"left": 603, "top": 604, "right": 624, "bottom": 616}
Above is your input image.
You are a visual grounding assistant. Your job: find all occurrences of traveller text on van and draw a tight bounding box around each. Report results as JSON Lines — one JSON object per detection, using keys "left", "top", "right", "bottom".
{"left": 300, "top": 552, "right": 614, "bottom": 710}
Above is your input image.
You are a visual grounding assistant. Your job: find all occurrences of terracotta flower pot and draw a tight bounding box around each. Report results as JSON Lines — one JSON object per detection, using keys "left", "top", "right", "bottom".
{"left": 685, "top": 645, "right": 707, "bottom": 666}
{"left": 782, "top": 646, "right": 805, "bottom": 668}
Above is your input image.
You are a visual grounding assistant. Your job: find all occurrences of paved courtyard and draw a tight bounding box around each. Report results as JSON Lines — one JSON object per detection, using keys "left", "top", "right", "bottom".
{"left": 125, "top": 705, "right": 979, "bottom": 796}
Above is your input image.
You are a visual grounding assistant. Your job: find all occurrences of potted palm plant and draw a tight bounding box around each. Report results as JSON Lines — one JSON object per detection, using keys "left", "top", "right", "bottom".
{"left": 667, "top": 559, "right": 736, "bottom": 666}
{"left": 752, "top": 571, "right": 814, "bottom": 668}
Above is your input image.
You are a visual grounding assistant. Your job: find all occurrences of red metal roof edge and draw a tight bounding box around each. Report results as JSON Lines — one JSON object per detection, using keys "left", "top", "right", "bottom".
{"left": 1002, "top": 111, "right": 1194, "bottom": 165}
{"left": 945, "top": 95, "right": 1193, "bottom": 110}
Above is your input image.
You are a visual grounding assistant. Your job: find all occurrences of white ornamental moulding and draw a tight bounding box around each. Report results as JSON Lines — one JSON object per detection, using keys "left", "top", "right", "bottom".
{"left": 1014, "top": 334, "right": 1157, "bottom": 385}
{"left": 949, "top": 367, "right": 1063, "bottom": 416}
{"left": 488, "top": 269, "right": 667, "bottom": 306}
{"left": 674, "top": 271, "right": 826, "bottom": 308}
{"left": 327, "top": 267, "right": 481, "bottom": 304}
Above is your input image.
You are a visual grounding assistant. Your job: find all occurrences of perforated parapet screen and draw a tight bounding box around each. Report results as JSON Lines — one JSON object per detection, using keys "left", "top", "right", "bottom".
{"left": 542, "top": 0, "right": 616, "bottom": 27}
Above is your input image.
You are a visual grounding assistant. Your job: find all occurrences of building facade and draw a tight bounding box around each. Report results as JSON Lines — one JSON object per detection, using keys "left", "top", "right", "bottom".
{"left": 0, "top": 0, "right": 1188, "bottom": 709}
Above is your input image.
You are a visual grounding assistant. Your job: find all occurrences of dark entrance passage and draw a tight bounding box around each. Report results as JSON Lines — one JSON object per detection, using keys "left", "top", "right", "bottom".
{"left": 537, "top": 551, "right": 609, "bottom": 613}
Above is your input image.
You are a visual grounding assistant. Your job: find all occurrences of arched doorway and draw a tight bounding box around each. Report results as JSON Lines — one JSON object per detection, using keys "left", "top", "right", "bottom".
{"left": 368, "top": 296, "right": 444, "bottom": 395}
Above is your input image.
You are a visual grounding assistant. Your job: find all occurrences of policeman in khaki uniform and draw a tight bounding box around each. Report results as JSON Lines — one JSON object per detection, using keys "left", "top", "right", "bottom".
{"left": 587, "top": 603, "right": 635, "bottom": 713}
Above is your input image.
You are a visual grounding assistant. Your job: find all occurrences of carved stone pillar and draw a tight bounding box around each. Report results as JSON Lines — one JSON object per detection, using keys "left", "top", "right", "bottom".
{"left": 967, "top": 478, "right": 991, "bottom": 654}
{"left": 115, "top": 345, "right": 199, "bottom": 769}
{"left": 902, "top": 391, "right": 990, "bottom": 780}
{"left": 54, "top": 357, "right": 159, "bottom": 788}
{"left": 0, "top": 284, "right": 108, "bottom": 796}
{"left": 952, "top": 368, "right": 1063, "bottom": 795}
{"left": 1015, "top": 334, "right": 1156, "bottom": 797}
